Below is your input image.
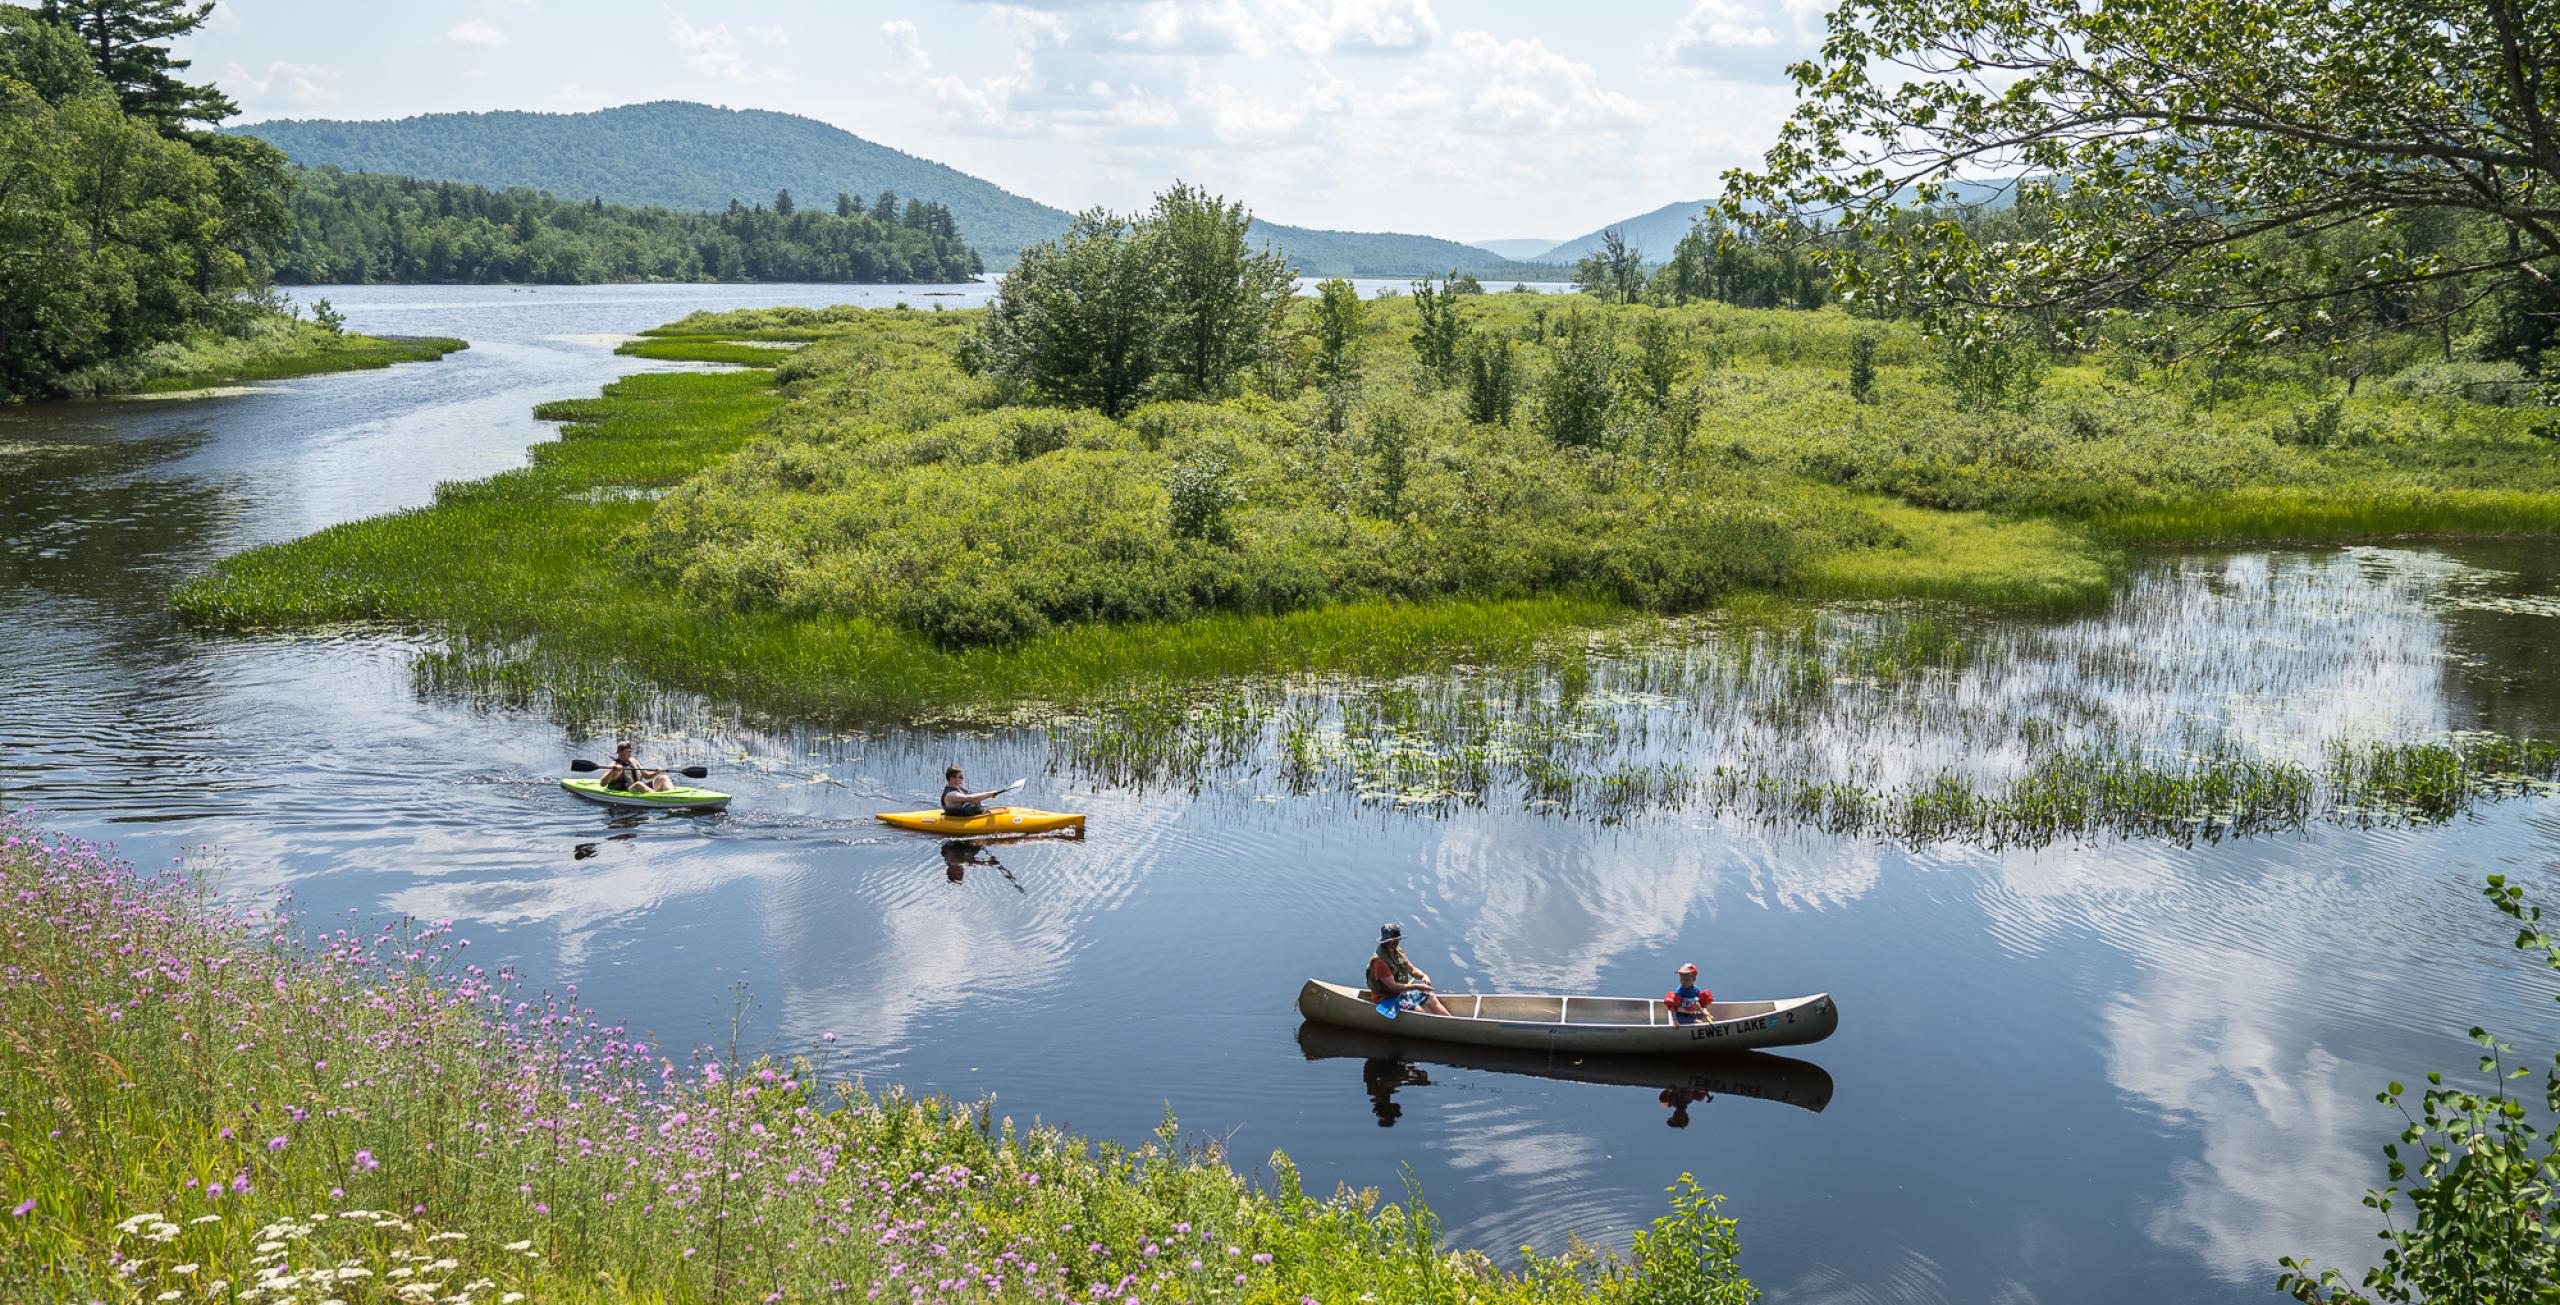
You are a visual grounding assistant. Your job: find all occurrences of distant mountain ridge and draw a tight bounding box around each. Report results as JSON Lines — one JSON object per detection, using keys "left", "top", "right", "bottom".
{"left": 231, "top": 100, "right": 1559, "bottom": 278}
{"left": 1538, "top": 200, "right": 1714, "bottom": 264}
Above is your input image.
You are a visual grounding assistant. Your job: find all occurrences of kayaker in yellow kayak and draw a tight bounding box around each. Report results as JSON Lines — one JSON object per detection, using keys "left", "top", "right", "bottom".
{"left": 940, "top": 766, "right": 1007, "bottom": 817}
{"left": 1366, "top": 923, "right": 1451, "bottom": 1015}
{"left": 601, "top": 741, "right": 677, "bottom": 794}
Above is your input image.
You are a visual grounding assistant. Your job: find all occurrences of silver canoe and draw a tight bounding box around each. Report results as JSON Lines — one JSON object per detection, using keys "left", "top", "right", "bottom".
{"left": 1296, "top": 979, "right": 1839, "bottom": 1055}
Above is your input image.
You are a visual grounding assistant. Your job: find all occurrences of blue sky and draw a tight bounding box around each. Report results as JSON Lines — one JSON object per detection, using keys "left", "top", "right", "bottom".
{"left": 181, "top": 1, "right": 1831, "bottom": 242}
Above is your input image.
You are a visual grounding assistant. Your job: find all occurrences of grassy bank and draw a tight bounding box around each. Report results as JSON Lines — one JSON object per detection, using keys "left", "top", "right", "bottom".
{"left": 173, "top": 295, "right": 2560, "bottom": 728}
{"left": 0, "top": 822, "right": 1753, "bottom": 1303}
{"left": 69, "top": 315, "right": 466, "bottom": 396}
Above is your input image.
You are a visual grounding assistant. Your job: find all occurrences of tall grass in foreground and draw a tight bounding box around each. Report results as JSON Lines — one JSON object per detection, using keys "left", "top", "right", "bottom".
{"left": 0, "top": 823, "right": 1755, "bottom": 1304}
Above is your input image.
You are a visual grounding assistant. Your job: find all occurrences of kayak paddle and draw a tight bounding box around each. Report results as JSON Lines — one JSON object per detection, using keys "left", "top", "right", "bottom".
{"left": 570, "top": 759, "right": 711, "bottom": 779}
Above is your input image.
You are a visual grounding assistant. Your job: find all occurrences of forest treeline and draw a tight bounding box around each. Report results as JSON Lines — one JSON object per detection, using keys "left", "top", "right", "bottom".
{"left": 276, "top": 168, "right": 982, "bottom": 285}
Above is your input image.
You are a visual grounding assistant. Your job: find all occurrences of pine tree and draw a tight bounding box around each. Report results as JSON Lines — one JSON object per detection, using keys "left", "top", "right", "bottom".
{"left": 39, "top": 0, "right": 235, "bottom": 130}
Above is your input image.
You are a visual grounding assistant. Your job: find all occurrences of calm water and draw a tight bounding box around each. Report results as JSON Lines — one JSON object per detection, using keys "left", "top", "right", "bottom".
{"left": 5, "top": 283, "right": 2558, "bottom": 1305}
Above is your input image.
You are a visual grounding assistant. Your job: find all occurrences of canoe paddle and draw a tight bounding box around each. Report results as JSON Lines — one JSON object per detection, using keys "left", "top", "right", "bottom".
{"left": 569, "top": 759, "right": 711, "bottom": 779}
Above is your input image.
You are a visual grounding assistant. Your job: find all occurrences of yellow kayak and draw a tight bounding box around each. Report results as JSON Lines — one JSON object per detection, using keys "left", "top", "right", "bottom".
{"left": 875, "top": 807, "right": 1086, "bottom": 837}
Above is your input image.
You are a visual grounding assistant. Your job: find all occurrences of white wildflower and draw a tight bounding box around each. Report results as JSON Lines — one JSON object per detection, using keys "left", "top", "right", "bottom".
{"left": 257, "top": 1241, "right": 287, "bottom": 1254}
{"left": 189, "top": 1214, "right": 224, "bottom": 1225}
{"left": 502, "top": 1295, "right": 525, "bottom": 1304}
{"left": 428, "top": 1258, "right": 458, "bottom": 1271}
{"left": 173, "top": 1263, "right": 201, "bottom": 1275}
{"left": 159, "top": 1292, "right": 184, "bottom": 1302}
{"left": 117, "top": 1211, "right": 167, "bottom": 1234}
{"left": 427, "top": 1231, "right": 467, "bottom": 1243}
{"left": 500, "top": 1240, "right": 531, "bottom": 1252}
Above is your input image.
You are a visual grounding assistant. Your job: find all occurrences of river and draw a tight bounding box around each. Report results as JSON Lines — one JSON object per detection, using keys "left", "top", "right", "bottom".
{"left": 4, "top": 282, "right": 2556, "bottom": 1305}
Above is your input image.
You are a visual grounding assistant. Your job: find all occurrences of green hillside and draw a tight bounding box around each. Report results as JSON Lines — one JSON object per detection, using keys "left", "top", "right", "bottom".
{"left": 231, "top": 100, "right": 1561, "bottom": 277}
{"left": 232, "top": 100, "right": 1062, "bottom": 261}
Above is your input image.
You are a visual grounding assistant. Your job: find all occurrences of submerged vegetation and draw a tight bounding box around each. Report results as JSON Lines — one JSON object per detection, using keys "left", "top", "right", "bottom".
{"left": 0, "top": 821, "right": 1760, "bottom": 1303}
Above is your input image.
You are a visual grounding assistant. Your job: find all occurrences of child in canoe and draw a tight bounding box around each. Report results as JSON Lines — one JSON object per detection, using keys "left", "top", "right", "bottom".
{"left": 1665, "top": 962, "right": 1711, "bottom": 1024}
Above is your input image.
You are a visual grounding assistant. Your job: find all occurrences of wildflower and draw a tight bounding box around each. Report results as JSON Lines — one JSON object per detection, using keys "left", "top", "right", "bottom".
{"left": 1253, "top": 1254, "right": 1273, "bottom": 1266}
{"left": 218, "top": 1127, "right": 234, "bottom": 1141}
{"left": 9, "top": 1200, "right": 31, "bottom": 1218}
{"left": 269, "top": 1137, "right": 287, "bottom": 1151}
{"left": 502, "top": 1241, "right": 532, "bottom": 1252}
{"left": 351, "top": 1150, "right": 378, "bottom": 1173}
{"left": 174, "top": 1263, "right": 199, "bottom": 1274}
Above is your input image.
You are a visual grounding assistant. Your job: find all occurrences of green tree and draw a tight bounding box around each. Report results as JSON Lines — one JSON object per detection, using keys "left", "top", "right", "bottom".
{"left": 1409, "top": 271, "right": 1465, "bottom": 387}
{"left": 1725, "top": 0, "right": 2560, "bottom": 357}
{"left": 0, "top": 1, "right": 92, "bottom": 102}
{"left": 973, "top": 208, "right": 1163, "bottom": 416}
{"left": 1463, "top": 332, "right": 1519, "bottom": 425}
{"left": 1538, "top": 313, "right": 1616, "bottom": 447}
{"left": 1574, "top": 227, "right": 1646, "bottom": 305}
{"left": 38, "top": 0, "right": 231, "bottom": 130}
{"left": 1149, "top": 180, "right": 1294, "bottom": 398}
{"left": 1310, "top": 276, "right": 1363, "bottom": 389}
{"left": 772, "top": 188, "right": 794, "bottom": 217}
{"left": 1658, "top": 218, "right": 1714, "bottom": 306}
{"left": 1628, "top": 314, "right": 1683, "bottom": 408}
{"left": 1847, "top": 328, "right": 1879, "bottom": 404}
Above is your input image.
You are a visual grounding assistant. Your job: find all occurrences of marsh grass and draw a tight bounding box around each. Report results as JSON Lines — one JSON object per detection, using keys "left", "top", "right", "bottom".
{"left": 80, "top": 319, "right": 466, "bottom": 395}
{"left": 0, "top": 823, "right": 1755, "bottom": 1303}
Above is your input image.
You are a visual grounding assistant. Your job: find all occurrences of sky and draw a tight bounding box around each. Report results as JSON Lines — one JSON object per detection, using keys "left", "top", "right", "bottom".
{"left": 178, "top": 1, "right": 1833, "bottom": 244}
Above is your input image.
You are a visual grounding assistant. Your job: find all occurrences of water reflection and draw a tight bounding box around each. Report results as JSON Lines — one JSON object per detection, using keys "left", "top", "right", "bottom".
{"left": 1298, "top": 1022, "right": 1836, "bottom": 1130}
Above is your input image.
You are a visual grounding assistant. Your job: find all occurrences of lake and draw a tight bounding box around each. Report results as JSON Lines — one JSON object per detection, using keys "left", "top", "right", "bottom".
{"left": 5, "top": 282, "right": 2555, "bottom": 1305}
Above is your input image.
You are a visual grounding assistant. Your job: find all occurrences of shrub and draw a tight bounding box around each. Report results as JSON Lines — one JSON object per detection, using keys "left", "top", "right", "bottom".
{"left": 1848, "top": 328, "right": 1878, "bottom": 404}
{"left": 1464, "top": 333, "right": 1520, "bottom": 425}
{"left": 1166, "top": 454, "right": 1241, "bottom": 544}
{"left": 1539, "top": 314, "right": 1617, "bottom": 448}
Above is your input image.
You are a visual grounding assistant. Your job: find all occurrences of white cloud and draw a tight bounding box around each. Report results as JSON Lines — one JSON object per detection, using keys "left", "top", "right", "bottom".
{"left": 222, "top": 60, "right": 341, "bottom": 111}
{"left": 1275, "top": 0, "right": 1437, "bottom": 55}
{"left": 666, "top": 8, "right": 794, "bottom": 84}
{"left": 882, "top": 19, "right": 932, "bottom": 75}
{"left": 1441, "top": 31, "right": 1646, "bottom": 135}
{"left": 1659, "top": 0, "right": 1827, "bottom": 81}
{"left": 445, "top": 19, "right": 509, "bottom": 48}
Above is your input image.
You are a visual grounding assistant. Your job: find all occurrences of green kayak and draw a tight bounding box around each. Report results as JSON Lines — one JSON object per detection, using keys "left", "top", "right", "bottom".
{"left": 559, "top": 777, "right": 732, "bottom": 812}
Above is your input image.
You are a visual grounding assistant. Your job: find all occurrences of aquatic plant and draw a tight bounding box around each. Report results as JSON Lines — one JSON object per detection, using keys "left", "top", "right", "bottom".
{"left": 0, "top": 821, "right": 1755, "bottom": 1302}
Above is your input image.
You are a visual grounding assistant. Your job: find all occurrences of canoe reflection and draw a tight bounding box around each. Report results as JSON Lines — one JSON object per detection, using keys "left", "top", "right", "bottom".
{"left": 1295, "top": 1021, "right": 1834, "bottom": 1127}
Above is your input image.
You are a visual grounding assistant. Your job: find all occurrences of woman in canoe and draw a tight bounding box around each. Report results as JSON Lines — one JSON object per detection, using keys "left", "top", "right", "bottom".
{"left": 1367, "top": 923, "right": 1452, "bottom": 1016}
{"left": 601, "top": 741, "right": 676, "bottom": 794}
{"left": 940, "top": 766, "right": 1007, "bottom": 817}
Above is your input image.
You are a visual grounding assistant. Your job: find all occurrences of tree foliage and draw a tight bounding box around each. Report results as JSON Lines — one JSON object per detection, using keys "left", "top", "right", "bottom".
{"left": 1410, "top": 271, "right": 1466, "bottom": 386}
{"left": 1150, "top": 180, "right": 1294, "bottom": 397}
{"left": 276, "top": 167, "right": 976, "bottom": 284}
{"left": 38, "top": 0, "right": 231, "bottom": 130}
{"left": 975, "top": 207, "right": 1163, "bottom": 417}
{"left": 972, "top": 184, "right": 1301, "bottom": 416}
{"left": 1311, "top": 276, "right": 1364, "bottom": 390}
{"left": 1725, "top": 0, "right": 2560, "bottom": 360}
{"left": 1575, "top": 227, "right": 1646, "bottom": 305}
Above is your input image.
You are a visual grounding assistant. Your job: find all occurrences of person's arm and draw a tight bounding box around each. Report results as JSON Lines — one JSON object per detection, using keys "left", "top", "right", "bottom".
{"left": 965, "top": 788, "right": 1006, "bottom": 803}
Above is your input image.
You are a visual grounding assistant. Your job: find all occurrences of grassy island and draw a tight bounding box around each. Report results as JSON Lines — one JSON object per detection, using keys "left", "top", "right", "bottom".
{"left": 81, "top": 318, "right": 467, "bottom": 397}
{"left": 0, "top": 822, "right": 1754, "bottom": 1302}
{"left": 174, "top": 288, "right": 2560, "bottom": 725}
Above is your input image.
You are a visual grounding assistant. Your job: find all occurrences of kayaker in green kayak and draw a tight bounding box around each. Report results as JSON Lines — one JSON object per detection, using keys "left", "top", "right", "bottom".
{"left": 940, "top": 766, "right": 1006, "bottom": 817}
{"left": 1366, "top": 923, "right": 1451, "bottom": 1016}
{"left": 602, "top": 741, "right": 677, "bottom": 794}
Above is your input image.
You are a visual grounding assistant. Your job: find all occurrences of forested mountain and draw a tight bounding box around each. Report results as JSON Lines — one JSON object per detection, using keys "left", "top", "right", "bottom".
{"left": 277, "top": 168, "right": 978, "bottom": 285}
{"left": 232, "top": 100, "right": 1561, "bottom": 277}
